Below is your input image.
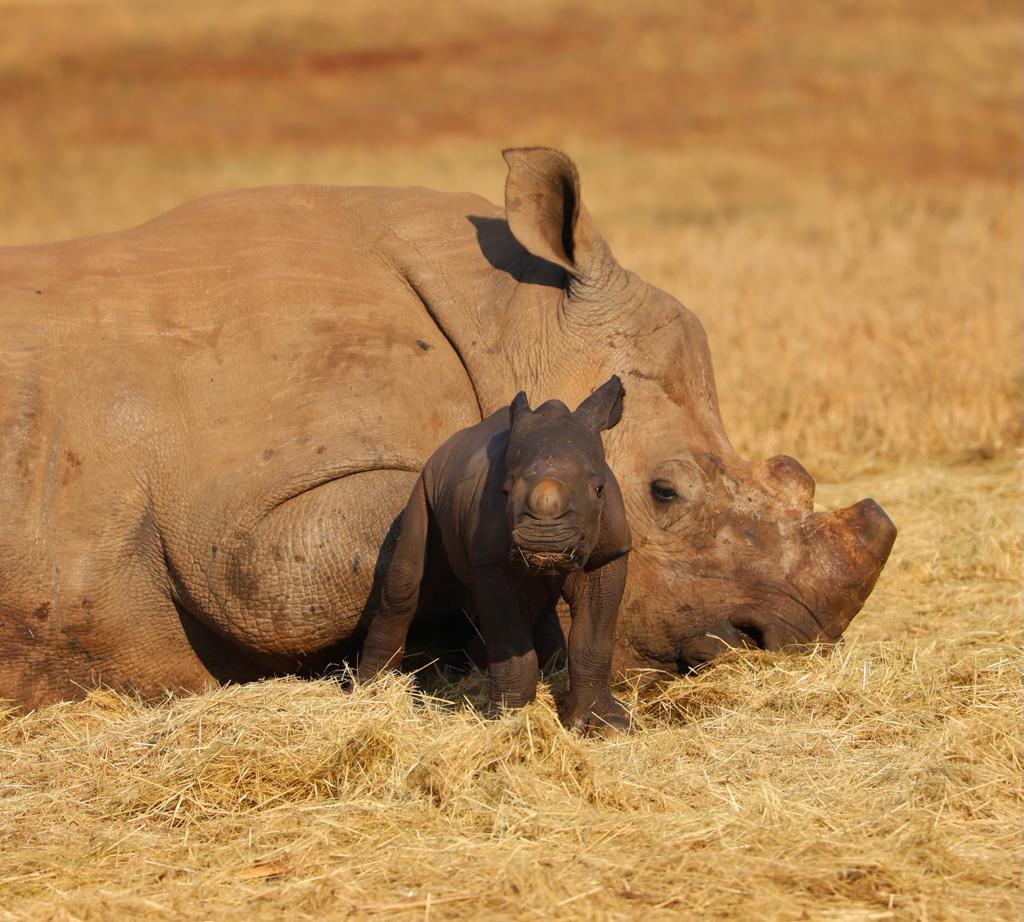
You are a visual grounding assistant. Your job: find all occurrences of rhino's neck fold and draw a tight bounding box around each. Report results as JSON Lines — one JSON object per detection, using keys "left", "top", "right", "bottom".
{"left": 565, "top": 243, "right": 640, "bottom": 316}
{"left": 401, "top": 269, "right": 485, "bottom": 423}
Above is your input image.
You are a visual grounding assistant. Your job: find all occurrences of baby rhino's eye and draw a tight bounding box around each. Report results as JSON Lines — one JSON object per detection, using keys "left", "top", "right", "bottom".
{"left": 595, "top": 483, "right": 605, "bottom": 497}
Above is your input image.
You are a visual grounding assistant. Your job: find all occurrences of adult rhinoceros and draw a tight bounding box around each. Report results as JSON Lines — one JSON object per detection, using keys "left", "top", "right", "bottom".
{"left": 0, "top": 148, "right": 895, "bottom": 709}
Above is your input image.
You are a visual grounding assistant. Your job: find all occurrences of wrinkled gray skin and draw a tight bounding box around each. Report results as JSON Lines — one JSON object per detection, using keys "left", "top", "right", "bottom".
{"left": 359, "top": 376, "right": 632, "bottom": 731}
{"left": 0, "top": 147, "right": 895, "bottom": 710}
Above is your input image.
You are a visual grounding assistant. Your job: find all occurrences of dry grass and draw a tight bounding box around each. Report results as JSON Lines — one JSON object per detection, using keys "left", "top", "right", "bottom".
{"left": 0, "top": 460, "right": 1019, "bottom": 921}
{"left": 0, "top": 1, "right": 1020, "bottom": 919}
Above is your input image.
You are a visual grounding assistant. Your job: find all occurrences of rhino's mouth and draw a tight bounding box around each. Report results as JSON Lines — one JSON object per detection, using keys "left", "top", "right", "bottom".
{"left": 509, "top": 543, "right": 583, "bottom": 575}
{"left": 627, "top": 582, "right": 834, "bottom": 676}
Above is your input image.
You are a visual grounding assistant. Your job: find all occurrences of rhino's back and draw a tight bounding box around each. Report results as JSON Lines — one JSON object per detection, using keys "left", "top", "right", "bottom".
{"left": 0, "top": 182, "right": 496, "bottom": 507}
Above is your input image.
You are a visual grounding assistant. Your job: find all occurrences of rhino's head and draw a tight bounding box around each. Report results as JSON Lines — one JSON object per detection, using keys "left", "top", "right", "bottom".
{"left": 503, "top": 376, "right": 625, "bottom": 575}
{"left": 501, "top": 148, "right": 896, "bottom": 674}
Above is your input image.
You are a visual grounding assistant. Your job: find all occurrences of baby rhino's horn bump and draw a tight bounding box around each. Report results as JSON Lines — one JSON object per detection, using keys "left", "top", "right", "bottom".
{"left": 527, "top": 478, "right": 569, "bottom": 517}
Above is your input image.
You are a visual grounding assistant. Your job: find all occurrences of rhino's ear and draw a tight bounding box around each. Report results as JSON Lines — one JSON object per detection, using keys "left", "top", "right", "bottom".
{"left": 575, "top": 375, "right": 625, "bottom": 432}
{"left": 502, "top": 147, "right": 607, "bottom": 282}
{"left": 509, "top": 390, "right": 532, "bottom": 427}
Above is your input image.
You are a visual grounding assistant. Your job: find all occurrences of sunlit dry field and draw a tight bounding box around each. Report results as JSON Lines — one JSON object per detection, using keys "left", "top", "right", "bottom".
{"left": 0, "top": 1, "right": 1020, "bottom": 919}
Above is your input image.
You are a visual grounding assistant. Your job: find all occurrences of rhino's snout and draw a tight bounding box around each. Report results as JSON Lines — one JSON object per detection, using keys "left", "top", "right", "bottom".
{"left": 627, "top": 485, "right": 897, "bottom": 676}
{"left": 510, "top": 474, "right": 593, "bottom": 566}
{"left": 511, "top": 521, "right": 586, "bottom": 555}
{"left": 510, "top": 510, "right": 588, "bottom": 574}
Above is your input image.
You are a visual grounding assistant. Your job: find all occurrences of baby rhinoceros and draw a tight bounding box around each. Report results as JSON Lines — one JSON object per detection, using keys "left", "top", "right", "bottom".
{"left": 358, "top": 375, "right": 632, "bottom": 732}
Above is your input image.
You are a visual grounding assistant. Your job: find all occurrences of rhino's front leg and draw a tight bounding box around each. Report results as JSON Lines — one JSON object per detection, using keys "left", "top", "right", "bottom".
{"left": 562, "top": 555, "right": 631, "bottom": 733}
{"left": 472, "top": 567, "right": 540, "bottom": 715}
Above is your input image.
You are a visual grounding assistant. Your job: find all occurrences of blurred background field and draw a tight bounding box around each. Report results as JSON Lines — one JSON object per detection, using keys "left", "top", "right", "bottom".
{"left": 2, "top": 0, "right": 1020, "bottom": 473}
{"left": 0, "top": 1, "right": 1020, "bottom": 919}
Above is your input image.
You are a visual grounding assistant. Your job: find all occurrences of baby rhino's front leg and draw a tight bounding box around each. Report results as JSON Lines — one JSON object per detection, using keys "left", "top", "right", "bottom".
{"left": 472, "top": 567, "right": 552, "bottom": 714}
{"left": 562, "top": 555, "right": 630, "bottom": 733}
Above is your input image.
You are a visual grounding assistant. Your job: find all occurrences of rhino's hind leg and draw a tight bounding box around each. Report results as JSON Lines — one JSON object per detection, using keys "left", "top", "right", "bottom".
{"left": 176, "top": 469, "right": 420, "bottom": 663}
{"left": 357, "top": 476, "right": 430, "bottom": 681}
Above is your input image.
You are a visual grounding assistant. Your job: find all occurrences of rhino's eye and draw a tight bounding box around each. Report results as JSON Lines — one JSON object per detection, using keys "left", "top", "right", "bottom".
{"left": 651, "top": 480, "right": 678, "bottom": 503}
{"left": 595, "top": 483, "right": 605, "bottom": 497}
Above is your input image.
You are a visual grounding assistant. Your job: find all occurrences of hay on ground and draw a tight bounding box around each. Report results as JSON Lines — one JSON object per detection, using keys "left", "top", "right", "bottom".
{"left": 0, "top": 461, "right": 1018, "bottom": 921}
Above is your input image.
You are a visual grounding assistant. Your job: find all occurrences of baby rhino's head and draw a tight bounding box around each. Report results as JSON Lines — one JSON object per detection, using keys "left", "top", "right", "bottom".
{"left": 503, "top": 375, "right": 625, "bottom": 575}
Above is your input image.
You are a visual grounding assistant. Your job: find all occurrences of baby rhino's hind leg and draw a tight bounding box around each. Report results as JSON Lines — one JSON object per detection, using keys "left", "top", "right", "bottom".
{"left": 358, "top": 477, "right": 430, "bottom": 681}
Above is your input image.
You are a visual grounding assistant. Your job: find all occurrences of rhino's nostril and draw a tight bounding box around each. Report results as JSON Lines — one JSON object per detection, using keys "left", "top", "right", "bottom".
{"left": 675, "top": 655, "right": 706, "bottom": 675}
{"left": 732, "top": 622, "right": 766, "bottom": 650}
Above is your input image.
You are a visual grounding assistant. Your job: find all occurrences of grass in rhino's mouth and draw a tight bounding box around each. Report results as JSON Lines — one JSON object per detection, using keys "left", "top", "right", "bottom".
{"left": 509, "top": 544, "right": 581, "bottom": 574}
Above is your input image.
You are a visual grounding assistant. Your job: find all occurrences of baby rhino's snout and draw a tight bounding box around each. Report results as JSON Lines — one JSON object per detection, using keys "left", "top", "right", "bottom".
{"left": 511, "top": 477, "right": 586, "bottom": 574}
{"left": 527, "top": 477, "right": 570, "bottom": 518}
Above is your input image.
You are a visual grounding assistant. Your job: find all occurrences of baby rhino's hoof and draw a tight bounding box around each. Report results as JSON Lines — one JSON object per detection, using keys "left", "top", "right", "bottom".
{"left": 564, "top": 695, "right": 632, "bottom": 735}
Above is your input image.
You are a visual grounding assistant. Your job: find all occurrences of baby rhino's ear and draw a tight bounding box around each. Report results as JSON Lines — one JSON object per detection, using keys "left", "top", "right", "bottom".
{"left": 509, "top": 390, "right": 532, "bottom": 427}
{"left": 575, "top": 375, "right": 625, "bottom": 431}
